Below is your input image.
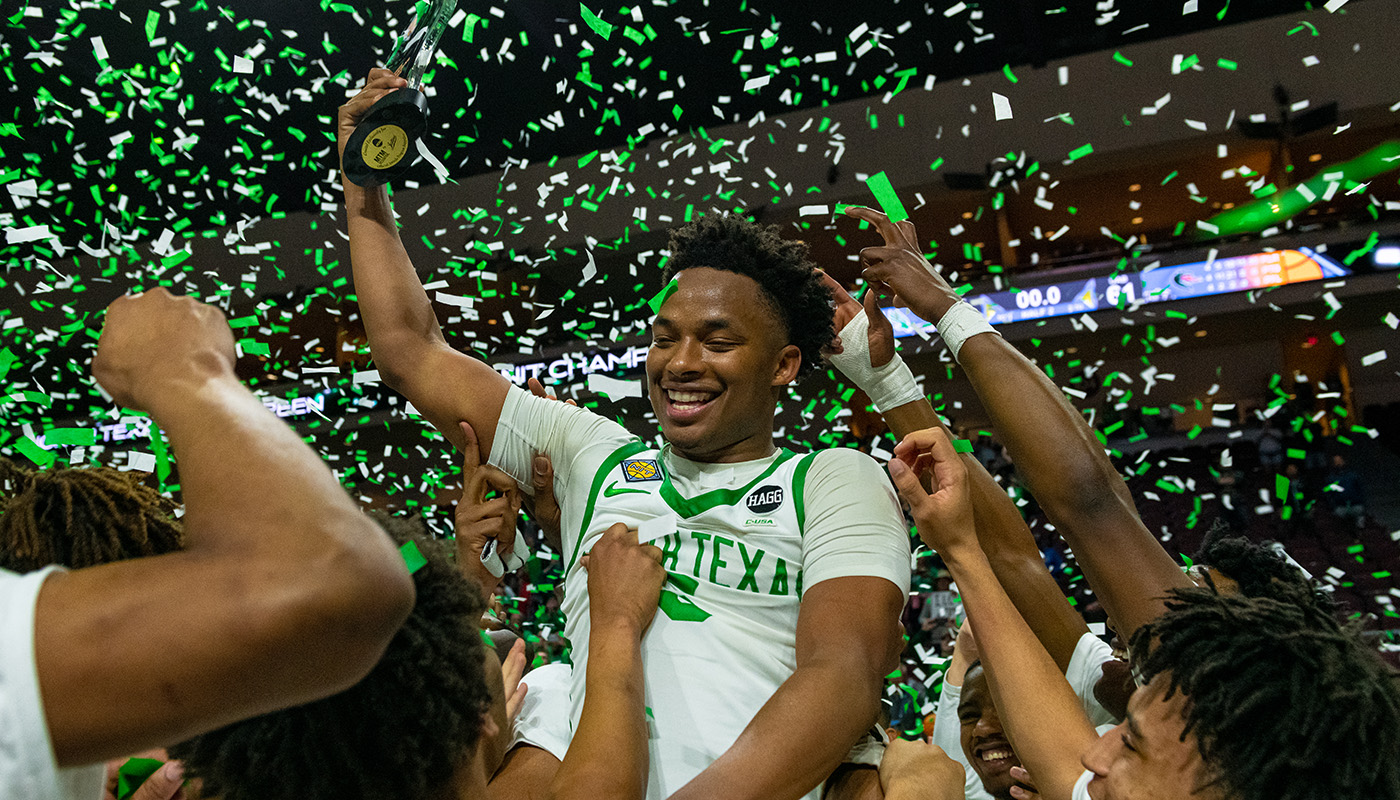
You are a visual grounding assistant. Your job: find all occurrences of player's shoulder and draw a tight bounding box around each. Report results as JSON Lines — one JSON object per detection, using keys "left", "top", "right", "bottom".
{"left": 805, "top": 445, "right": 887, "bottom": 475}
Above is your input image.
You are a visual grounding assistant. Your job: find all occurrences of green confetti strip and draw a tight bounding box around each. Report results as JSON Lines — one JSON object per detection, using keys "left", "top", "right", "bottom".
{"left": 864, "top": 171, "right": 909, "bottom": 223}
{"left": 648, "top": 277, "right": 680, "bottom": 314}
{"left": 115, "top": 758, "right": 165, "bottom": 800}
{"left": 400, "top": 540, "right": 428, "bottom": 574}
{"left": 579, "top": 4, "right": 613, "bottom": 40}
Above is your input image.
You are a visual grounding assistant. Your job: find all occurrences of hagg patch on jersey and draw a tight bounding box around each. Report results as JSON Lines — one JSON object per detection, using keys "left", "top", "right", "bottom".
{"left": 745, "top": 484, "right": 784, "bottom": 514}
{"left": 622, "top": 458, "right": 661, "bottom": 482}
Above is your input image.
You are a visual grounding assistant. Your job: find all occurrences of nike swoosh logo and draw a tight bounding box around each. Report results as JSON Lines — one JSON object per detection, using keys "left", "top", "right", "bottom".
{"left": 604, "top": 482, "right": 649, "bottom": 498}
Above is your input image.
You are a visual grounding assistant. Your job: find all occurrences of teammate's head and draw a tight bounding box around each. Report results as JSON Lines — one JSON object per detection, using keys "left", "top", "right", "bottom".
{"left": 958, "top": 663, "right": 1024, "bottom": 800}
{"left": 1081, "top": 588, "right": 1400, "bottom": 800}
{"left": 0, "top": 460, "right": 184, "bottom": 571}
{"left": 651, "top": 213, "right": 834, "bottom": 461}
{"left": 169, "top": 514, "right": 497, "bottom": 800}
{"left": 1190, "top": 522, "right": 1333, "bottom": 613}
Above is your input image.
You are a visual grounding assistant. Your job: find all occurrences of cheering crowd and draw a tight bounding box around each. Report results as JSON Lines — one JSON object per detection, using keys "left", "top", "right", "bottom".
{"left": 2, "top": 68, "right": 1397, "bottom": 800}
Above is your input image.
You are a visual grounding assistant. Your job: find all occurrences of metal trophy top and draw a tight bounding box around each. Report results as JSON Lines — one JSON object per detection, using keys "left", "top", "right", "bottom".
{"left": 386, "top": 0, "right": 457, "bottom": 89}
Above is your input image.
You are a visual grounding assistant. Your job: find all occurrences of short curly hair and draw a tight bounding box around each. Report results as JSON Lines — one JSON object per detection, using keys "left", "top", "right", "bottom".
{"left": 1129, "top": 588, "right": 1400, "bottom": 800}
{"left": 662, "top": 212, "right": 834, "bottom": 378}
{"left": 0, "top": 460, "right": 183, "bottom": 571}
{"left": 1193, "top": 521, "right": 1334, "bottom": 614}
{"left": 169, "top": 514, "right": 492, "bottom": 800}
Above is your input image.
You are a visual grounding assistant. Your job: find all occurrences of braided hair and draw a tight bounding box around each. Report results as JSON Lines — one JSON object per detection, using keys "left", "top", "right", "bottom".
{"left": 0, "top": 459, "right": 183, "bottom": 571}
{"left": 663, "top": 212, "right": 835, "bottom": 379}
{"left": 1193, "top": 521, "right": 1334, "bottom": 614}
{"left": 1129, "top": 588, "right": 1400, "bottom": 800}
{"left": 170, "top": 513, "right": 493, "bottom": 800}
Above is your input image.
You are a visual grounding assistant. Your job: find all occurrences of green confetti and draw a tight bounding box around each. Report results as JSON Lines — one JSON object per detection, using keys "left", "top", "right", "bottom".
{"left": 1002, "top": 64, "right": 1018, "bottom": 83}
{"left": 579, "top": 4, "right": 613, "bottom": 40}
{"left": 1216, "top": 58, "right": 1238, "bottom": 70}
{"left": 952, "top": 438, "right": 974, "bottom": 454}
{"left": 400, "top": 540, "right": 428, "bottom": 574}
{"left": 44, "top": 428, "right": 96, "bottom": 446}
{"left": 15, "top": 436, "right": 54, "bottom": 468}
{"left": 1112, "top": 51, "right": 1133, "bottom": 67}
{"left": 145, "top": 9, "right": 159, "bottom": 42}
{"left": 1067, "top": 143, "right": 1094, "bottom": 163}
{"left": 116, "top": 758, "right": 165, "bottom": 800}
{"left": 0, "top": 347, "right": 17, "bottom": 381}
{"left": 648, "top": 277, "right": 680, "bottom": 314}
{"left": 864, "top": 171, "right": 909, "bottom": 223}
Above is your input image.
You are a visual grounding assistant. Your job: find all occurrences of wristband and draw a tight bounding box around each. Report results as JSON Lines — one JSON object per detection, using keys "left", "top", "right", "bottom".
{"left": 828, "top": 309, "right": 925, "bottom": 412}
{"left": 935, "top": 301, "right": 1000, "bottom": 363}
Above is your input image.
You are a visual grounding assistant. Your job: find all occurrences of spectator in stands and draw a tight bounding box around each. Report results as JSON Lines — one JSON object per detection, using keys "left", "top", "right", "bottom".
{"left": 1256, "top": 421, "right": 1283, "bottom": 470}
{"left": 1323, "top": 453, "right": 1366, "bottom": 529}
{"left": 0, "top": 289, "right": 414, "bottom": 800}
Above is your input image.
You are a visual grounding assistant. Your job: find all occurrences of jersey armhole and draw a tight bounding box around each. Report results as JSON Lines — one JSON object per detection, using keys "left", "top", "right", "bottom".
{"left": 791, "top": 450, "right": 821, "bottom": 537}
{"left": 566, "top": 439, "right": 652, "bottom": 573}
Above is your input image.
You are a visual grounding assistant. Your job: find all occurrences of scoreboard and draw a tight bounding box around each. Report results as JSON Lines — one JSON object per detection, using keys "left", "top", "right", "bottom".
{"left": 885, "top": 248, "right": 1350, "bottom": 338}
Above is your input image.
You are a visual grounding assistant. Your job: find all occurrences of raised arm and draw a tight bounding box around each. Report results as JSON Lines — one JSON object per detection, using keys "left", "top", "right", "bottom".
{"left": 36, "top": 289, "right": 414, "bottom": 766}
{"left": 669, "top": 575, "right": 904, "bottom": 800}
{"left": 548, "top": 524, "right": 663, "bottom": 800}
{"left": 337, "top": 68, "right": 510, "bottom": 460}
{"left": 848, "top": 206, "right": 1190, "bottom": 641}
{"left": 823, "top": 269, "right": 1086, "bottom": 670}
{"left": 888, "top": 428, "right": 1095, "bottom": 800}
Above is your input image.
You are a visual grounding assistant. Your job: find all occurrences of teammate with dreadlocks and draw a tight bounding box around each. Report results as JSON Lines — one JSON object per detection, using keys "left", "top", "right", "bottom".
{"left": 0, "top": 289, "right": 414, "bottom": 800}
{"left": 340, "top": 68, "right": 911, "bottom": 800}
{"left": 0, "top": 462, "right": 183, "bottom": 572}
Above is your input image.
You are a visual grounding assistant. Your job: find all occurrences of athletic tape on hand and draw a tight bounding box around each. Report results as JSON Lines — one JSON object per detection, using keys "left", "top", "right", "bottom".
{"left": 480, "top": 530, "right": 532, "bottom": 579}
{"left": 828, "top": 308, "right": 924, "bottom": 412}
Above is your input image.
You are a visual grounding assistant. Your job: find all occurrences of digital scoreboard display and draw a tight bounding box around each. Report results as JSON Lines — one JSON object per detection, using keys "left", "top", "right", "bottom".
{"left": 885, "top": 248, "right": 1349, "bottom": 338}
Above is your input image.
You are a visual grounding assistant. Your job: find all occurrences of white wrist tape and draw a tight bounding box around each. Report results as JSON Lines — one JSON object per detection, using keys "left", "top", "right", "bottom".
{"left": 480, "top": 531, "right": 531, "bottom": 579}
{"left": 936, "top": 301, "right": 1000, "bottom": 363}
{"left": 829, "top": 309, "right": 925, "bottom": 412}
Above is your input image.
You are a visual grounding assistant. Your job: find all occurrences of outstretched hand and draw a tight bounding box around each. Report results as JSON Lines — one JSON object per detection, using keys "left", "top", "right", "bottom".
{"left": 844, "top": 206, "right": 963, "bottom": 326}
{"left": 887, "top": 427, "right": 976, "bottom": 558}
{"left": 455, "top": 420, "right": 522, "bottom": 596}
{"left": 818, "top": 270, "right": 896, "bottom": 369}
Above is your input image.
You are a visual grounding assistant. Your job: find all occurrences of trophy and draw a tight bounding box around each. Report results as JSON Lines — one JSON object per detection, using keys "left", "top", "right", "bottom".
{"left": 342, "top": 0, "right": 457, "bottom": 187}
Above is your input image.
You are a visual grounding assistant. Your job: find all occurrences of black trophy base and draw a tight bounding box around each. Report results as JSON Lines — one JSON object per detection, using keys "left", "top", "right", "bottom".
{"left": 342, "top": 88, "right": 429, "bottom": 187}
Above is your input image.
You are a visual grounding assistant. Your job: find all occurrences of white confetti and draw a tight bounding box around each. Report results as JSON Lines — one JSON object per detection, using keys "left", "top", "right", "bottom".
{"left": 1323, "top": 0, "right": 1348, "bottom": 11}
{"left": 587, "top": 373, "right": 643, "bottom": 400}
{"left": 992, "top": 92, "right": 1012, "bottom": 121}
{"left": 352, "top": 370, "right": 381, "bottom": 385}
{"left": 743, "top": 74, "right": 771, "bottom": 93}
{"left": 5, "top": 224, "right": 51, "bottom": 244}
{"left": 1361, "top": 350, "right": 1387, "bottom": 367}
{"left": 232, "top": 55, "right": 254, "bottom": 73}
{"left": 799, "top": 204, "right": 829, "bottom": 216}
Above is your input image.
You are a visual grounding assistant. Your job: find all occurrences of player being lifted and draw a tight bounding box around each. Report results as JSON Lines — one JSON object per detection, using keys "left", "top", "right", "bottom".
{"left": 338, "top": 69, "right": 911, "bottom": 800}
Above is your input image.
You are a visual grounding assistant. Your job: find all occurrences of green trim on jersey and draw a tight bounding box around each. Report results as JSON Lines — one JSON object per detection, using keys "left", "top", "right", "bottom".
{"left": 657, "top": 447, "right": 798, "bottom": 518}
{"left": 790, "top": 451, "right": 821, "bottom": 535}
{"left": 568, "top": 439, "right": 652, "bottom": 573}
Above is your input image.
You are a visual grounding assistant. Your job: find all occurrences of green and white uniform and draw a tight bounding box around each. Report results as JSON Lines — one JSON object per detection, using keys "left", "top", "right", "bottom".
{"left": 490, "top": 385, "right": 911, "bottom": 800}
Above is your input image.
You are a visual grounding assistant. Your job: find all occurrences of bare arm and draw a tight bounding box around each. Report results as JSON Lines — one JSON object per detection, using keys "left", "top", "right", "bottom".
{"left": 889, "top": 429, "right": 1096, "bottom": 800}
{"left": 338, "top": 69, "right": 509, "bottom": 460}
{"left": 824, "top": 271, "right": 1087, "bottom": 671}
{"left": 548, "top": 524, "right": 662, "bottom": 800}
{"left": 669, "top": 576, "right": 905, "bottom": 800}
{"left": 37, "top": 290, "right": 414, "bottom": 766}
{"left": 848, "top": 206, "right": 1190, "bottom": 642}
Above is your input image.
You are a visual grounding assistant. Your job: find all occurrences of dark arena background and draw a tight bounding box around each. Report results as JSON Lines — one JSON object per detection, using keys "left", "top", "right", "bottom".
{"left": 3, "top": 0, "right": 1398, "bottom": 721}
